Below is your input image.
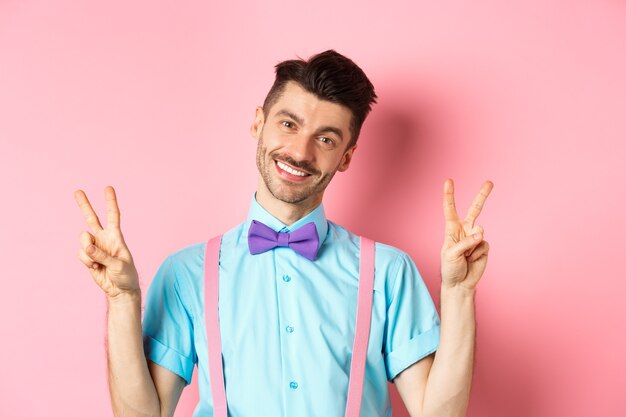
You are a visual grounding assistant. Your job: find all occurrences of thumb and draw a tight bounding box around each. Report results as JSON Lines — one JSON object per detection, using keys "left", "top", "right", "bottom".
{"left": 86, "top": 244, "right": 116, "bottom": 268}
{"left": 445, "top": 231, "right": 483, "bottom": 260}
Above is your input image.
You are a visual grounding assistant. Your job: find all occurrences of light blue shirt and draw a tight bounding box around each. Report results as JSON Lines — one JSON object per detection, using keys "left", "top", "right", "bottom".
{"left": 143, "top": 195, "right": 440, "bottom": 417}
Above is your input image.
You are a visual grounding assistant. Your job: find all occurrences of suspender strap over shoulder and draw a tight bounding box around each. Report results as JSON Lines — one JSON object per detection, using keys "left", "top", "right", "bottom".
{"left": 344, "top": 237, "right": 375, "bottom": 417}
{"left": 204, "top": 235, "right": 376, "bottom": 417}
{"left": 204, "top": 235, "right": 227, "bottom": 417}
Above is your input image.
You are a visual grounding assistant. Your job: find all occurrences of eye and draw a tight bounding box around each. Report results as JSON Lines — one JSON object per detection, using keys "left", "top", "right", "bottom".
{"left": 281, "top": 121, "right": 294, "bottom": 128}
{"left": 319, "top": 136, "right": 334, "bottom": 146}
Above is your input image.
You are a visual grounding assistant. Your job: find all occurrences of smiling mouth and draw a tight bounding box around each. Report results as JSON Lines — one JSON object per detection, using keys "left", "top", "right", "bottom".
{"left": 275, "top": 160, "right": 311, "bottom": 177}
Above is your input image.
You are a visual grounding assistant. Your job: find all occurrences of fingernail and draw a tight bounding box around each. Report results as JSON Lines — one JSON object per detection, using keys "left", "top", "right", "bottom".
{"left": 87, "top": 245, "right": 95, "bottom": 254}
{"left": 92, "top": 263, "right": 98, "bottom": 269}
{"left": 473, "top": 233, "right": 481, "bottom": 240}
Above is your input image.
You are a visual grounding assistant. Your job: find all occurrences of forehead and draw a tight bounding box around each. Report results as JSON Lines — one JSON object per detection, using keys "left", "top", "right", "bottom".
{"left": 267, "top": 81, "right": 353, "bottom": 132}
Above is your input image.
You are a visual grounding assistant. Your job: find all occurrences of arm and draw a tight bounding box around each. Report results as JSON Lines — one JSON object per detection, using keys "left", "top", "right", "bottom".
{"left": 394, "top": 286, "right": 476, "bottom": 417}
{"left": 148, "top": 360, "right": 186, "bottom": 417}
{"left": 394, "top": 179, "right": 493, "bottom": 417}
{"left": 75, "top": 187, "right": 185, "bottom": 417}
{"left": 106, "top": 291, "right": 161, "bottom": 416}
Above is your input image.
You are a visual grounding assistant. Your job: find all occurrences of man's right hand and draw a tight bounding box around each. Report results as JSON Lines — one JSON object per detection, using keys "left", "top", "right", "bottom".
{"left": 75, "top": 186, "right": 140, "bottom": 299}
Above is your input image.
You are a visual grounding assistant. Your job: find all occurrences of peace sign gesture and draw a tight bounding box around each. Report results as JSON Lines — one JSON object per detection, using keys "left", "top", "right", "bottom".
{"left": 440, "top": 179, "right": 493, "bottom": 291}
{"left": 74, "top": 186, "right": 140, "bottom": 299}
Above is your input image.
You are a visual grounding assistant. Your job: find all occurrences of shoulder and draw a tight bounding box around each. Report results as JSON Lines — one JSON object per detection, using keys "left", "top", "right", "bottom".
{"left": 327, "top": 222, "right": 424, "bottom": 304}
{"left": 326, "top": 220, "right": 415, "bottom": 275}
{"left": 163, "top": 242, "right": 206, "bottom": 285}
{"left": 328, "top": 219, "right": 410, "bottom": 255}
{"left": 166, "top": 220, "right": 245, "bottom": 265}
{"left": 163, "top": 220, "right": 246, "bottom": 280}
{"left": 168, "top": 241, "right": 206, "bottom": 262}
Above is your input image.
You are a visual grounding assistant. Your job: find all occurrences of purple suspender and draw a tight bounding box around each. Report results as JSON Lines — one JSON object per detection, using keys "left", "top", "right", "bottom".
{"left": 204, "top": 236, "right": 376, "bottom": 417}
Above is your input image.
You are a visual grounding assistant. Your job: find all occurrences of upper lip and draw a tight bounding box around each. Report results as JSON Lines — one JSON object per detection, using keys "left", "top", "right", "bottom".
{"left": 275, "top": 159, "right": 312, "bottom": 175}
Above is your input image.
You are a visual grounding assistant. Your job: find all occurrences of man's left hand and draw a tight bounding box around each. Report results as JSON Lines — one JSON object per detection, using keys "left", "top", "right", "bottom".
{"left": 440, "top": 179, "right": 493, "bottom": 291}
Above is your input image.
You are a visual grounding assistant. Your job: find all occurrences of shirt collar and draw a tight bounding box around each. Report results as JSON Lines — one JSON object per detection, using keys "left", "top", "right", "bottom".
{"left": 244, "top": 193, "right": 329, "bottom": 249}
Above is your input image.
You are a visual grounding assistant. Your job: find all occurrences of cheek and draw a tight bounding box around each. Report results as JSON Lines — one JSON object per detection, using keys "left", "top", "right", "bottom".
{"left": 320, "top": 156, "right": 344, "bottom": 173}
{"left": 260, "top": 131, "right": 282, "bottom": 149}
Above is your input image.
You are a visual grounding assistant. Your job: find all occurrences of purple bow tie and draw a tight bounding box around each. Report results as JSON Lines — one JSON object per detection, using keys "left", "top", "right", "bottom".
{"left": 248, "top": 220, "right": 319, "bottom": 261}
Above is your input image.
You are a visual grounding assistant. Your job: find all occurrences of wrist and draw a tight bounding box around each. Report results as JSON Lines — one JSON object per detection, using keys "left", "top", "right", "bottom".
{"left": 441, "top": 283, "right": 476, "bottom": 300}
{"left": 107, "top": 290, "right": 142, "bottom": 307}
{"left": 439, "top": 284, "right": 477, "bottom": 332}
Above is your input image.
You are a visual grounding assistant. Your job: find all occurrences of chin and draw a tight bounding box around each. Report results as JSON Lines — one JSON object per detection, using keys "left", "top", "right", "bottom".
{"left": 271, "top": 190, "right": 312, "bottom": 205}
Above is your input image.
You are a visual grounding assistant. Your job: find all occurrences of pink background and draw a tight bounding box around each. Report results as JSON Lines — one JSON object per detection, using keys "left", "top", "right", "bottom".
{"left": 1, "top": 1, "right": 625, "bottom": 416}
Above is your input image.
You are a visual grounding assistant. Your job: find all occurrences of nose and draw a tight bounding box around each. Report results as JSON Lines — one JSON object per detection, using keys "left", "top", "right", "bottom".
{"left": 285, "top": 132, "right": 314, "bottom": 163}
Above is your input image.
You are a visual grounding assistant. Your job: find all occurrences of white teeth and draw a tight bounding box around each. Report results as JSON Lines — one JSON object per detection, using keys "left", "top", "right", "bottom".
{"left": 277, "top": 161, "right": 307, "bottom": 177}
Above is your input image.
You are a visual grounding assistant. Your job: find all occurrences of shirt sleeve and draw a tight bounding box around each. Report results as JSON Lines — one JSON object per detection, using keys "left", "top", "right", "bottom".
{"left": 142, "top": 255, "right": 197, "bottom": 385}
{"left": 383, "top": 252, "right": 441, "bottom": 382}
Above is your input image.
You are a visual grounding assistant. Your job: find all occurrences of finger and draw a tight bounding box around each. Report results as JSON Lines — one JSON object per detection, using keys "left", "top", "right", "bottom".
{"left": 446, "top": 230, "right": 483, "bottom": 259}
{"left": 79, "top": 230, "right": 95, "bottom": 250}
{"left": 105, "top": 186, "right": 121, "bottom": 230}
{"left": 464, "top": 225, "right": 483, "bottom": 256}
{"left": 84, "top": 243, "right": 116, "bottom": 268}
{"left": 77, "top": 248, "right": 99, "bottom": 270}
{"left": 443, "top": 178, "right": 459, "bottom": 222}
{"left": 74, "top": 189, "right": 104, "bottom": 233}
{"left": 465, "top": 180, "right": 494, "bottom": 227}
{"left": 468, "top": 240, "right": 489, "bottom": 263}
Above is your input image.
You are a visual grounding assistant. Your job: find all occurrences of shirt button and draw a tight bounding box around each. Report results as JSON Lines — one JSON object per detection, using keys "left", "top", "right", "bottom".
{"left": 289, "top": 381, "right": 298, "bottom": 390}
{"left": 286, "top": 325, "right": 294, "bottom": 333}
{"left": 282, "top": 275, "right": 291, "bottom": 282}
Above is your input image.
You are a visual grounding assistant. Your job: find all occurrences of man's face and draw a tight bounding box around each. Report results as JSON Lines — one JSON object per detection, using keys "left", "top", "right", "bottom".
{"left": 251, "top": 81, "right": 356, "bottom": 207}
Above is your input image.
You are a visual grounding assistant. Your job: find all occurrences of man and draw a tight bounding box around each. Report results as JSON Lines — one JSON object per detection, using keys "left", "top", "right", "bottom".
{"left": 75, "top": 50, "right": 493, "bottom": 417}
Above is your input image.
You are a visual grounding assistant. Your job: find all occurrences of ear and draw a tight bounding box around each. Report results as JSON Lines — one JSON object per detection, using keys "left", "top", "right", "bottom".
{"left": 337, "top": 144, "right": 357, "bottom": 172}
{"left": 250, "top": 106, "right": 265, "bottom": 140}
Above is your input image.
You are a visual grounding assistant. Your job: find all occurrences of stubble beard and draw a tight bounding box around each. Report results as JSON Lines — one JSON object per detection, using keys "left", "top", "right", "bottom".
{"left": 256, "top": 135, "right": 339, "bottom": 205}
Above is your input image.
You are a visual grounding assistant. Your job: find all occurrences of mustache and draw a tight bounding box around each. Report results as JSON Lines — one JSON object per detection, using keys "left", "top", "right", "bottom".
{"left": 272, "top": 153, "right": 320, "bottom": 176}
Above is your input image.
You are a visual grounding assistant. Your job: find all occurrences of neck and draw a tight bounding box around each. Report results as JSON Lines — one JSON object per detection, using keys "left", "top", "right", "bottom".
{"left": 255, "top": 178, "right": 323, "bottom": 226}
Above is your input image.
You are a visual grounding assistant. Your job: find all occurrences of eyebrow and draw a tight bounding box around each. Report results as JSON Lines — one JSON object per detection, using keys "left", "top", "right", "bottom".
{"left": 276, "top": 110, "right": 304, "bottom": 126}
{"left": 276, "top": 109, "right": 345, "bottom": 142}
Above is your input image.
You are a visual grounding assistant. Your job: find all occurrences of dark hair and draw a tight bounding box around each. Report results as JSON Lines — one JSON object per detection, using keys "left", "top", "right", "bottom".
{"left": 262, "top": 49, "right": 377, "bottom": 147}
